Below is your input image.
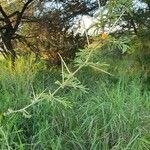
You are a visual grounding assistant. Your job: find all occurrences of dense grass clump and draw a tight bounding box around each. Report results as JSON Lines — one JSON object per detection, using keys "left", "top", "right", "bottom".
{"left": 0, "top": 59, "right": 150, "bottom": 150}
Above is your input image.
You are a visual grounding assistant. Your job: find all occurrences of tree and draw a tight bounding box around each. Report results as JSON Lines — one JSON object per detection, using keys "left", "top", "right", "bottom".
{"left": 19, "top": 0, "right": 107, "bottom": 64}
{"left": 0, "top": 0, "right": 33, "bottom": 66}
{"left": 0, "top": 0, "right": 108, "bottom": 66}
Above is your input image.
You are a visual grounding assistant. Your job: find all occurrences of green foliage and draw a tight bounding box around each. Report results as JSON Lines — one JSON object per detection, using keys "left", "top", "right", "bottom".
{"left": 0, "top": 1, "right": 150, "bottom": 149}
{"left": 0, "top": 61, "right": 150, "bottom": 149}
{"left": 0, "top": 56, "right": 41, "bottom": 112}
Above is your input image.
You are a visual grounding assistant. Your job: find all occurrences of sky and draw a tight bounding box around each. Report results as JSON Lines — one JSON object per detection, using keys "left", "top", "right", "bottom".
{"left": 77, "top": 0, "right": 148, "bottom": 35}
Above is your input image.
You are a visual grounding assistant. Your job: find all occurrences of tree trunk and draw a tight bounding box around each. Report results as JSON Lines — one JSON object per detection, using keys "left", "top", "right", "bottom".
{"left": 2, "top": 36, "right": 17, "bottom": 67}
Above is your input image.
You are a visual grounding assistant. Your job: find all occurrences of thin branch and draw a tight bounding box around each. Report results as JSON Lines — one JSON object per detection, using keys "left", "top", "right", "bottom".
{"left": 8, "top": 11, "right": 20, "bottom": 18}
{"left": 13, "top": 0, "right": 34, "bottom": 32}
{"left": 0, "top": 5, "right": 13, "bottom": 29}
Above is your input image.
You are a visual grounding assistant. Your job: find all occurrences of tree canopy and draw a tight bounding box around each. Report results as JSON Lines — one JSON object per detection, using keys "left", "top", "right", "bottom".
{"left": 0, "top": 0, "right": 149, "bottom": 67}
{"left": 0, "top": 0, "right": 107, "bottom": 65}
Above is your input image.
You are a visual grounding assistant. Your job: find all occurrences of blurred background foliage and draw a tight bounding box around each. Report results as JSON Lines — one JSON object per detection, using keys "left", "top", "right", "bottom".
{"left": 0, "top": 0, "right": 149, "bottom": 78}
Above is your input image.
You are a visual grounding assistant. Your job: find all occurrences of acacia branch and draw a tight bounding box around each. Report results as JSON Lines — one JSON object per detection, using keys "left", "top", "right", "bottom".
{"left": 0, "top": 11, "right": 20, "bottom": 21}
{"left": 0, "top": 5, "right": 13, "bottom": 29}
{"left": 13, "top": 0, "right": 34, "bottom": 32}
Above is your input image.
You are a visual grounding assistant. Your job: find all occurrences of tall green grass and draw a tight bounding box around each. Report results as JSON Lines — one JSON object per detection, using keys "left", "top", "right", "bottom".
{"left": 0, "top": 58, "right": 150, "bottom": 150}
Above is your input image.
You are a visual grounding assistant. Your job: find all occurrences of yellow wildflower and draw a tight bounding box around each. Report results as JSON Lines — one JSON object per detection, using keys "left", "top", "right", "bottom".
{"left": 101, "top": 32, "right": 109, "bottom": 40}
